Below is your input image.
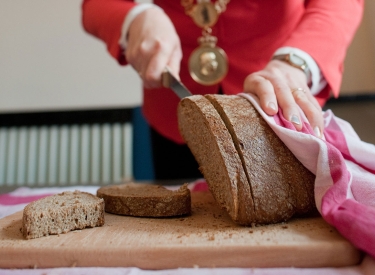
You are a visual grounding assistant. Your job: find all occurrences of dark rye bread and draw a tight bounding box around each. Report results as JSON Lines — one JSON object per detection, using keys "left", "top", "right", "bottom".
{"left": 97, "top": 183, "right": 191, "bottom": 217}
{"left": 176, "top": 95, "right": 252, "bottom": 224}
{"left": 207, "top": 95, "right": 316, "bottom": 224}
{"left": 178, "top": 94, "right": 316, "bottom": 226}
{"left": 22, "top": 191, "right": 104, "bottom": 239}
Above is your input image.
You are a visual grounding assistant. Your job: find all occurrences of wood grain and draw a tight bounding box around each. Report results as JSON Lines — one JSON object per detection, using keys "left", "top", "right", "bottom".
{"left": 0, "top": 191, "right": 361, "bottom": 269}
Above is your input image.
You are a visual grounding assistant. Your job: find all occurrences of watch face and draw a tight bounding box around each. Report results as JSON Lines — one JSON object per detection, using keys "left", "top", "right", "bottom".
{"left": 289, "top": 53, "right": 305, "bottom": 66}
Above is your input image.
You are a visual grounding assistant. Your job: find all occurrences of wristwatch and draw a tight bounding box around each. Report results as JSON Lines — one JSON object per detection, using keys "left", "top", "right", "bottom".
{"left": 272, "top": 52, "right": 311, "bottom": 82}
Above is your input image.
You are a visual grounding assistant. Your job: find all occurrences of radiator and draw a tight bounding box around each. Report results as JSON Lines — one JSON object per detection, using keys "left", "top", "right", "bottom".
{"left": 0, "top": 123, "right": 133, "bottom": 187}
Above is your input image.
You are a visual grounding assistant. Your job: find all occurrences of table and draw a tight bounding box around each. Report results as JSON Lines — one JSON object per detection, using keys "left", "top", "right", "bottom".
{"left": 0, "top": 183, "right": 374, "bottom": 275}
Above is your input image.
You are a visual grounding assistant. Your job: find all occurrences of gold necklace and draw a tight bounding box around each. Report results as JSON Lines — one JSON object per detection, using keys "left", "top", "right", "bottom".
{"left": 181, "top": 0, "right": 230, "bottom": 86}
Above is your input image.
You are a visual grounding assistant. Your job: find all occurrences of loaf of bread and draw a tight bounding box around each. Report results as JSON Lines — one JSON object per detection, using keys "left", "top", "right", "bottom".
{"left": 22, "top": 190, "right": 104, "bottom": 239}
{"left": 97, "top": 183, "right": 191, "bottom": 217}
{"left": 178, "top": 94, "right": 315, "bottom": 226}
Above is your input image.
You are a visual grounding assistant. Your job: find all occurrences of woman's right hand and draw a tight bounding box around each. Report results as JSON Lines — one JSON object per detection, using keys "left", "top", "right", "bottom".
{"left": 126, "top": 7, "right": 182, "bottom": 89}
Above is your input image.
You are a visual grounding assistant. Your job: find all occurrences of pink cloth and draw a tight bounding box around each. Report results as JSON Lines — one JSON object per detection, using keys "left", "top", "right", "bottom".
{"left": 240, "top": 93, "right": 375, "bottom": 259}
{"left": 0, "top": 194, "right": 53, "bottom": 205}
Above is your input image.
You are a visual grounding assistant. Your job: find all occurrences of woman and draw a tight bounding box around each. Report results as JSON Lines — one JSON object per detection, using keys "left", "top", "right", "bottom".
{"left": 82, "top": 0, "right": 363, "bottom": 179}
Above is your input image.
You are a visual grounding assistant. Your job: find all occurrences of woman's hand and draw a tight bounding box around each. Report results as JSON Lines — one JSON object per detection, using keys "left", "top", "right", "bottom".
{"left": 243, "top": 60, "right": 324, "bottom": 138}
{"left": 126, "top": 7, "right": 182, "bottom": 89}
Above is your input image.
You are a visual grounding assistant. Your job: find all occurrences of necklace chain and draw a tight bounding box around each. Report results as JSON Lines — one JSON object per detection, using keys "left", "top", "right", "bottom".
{"left": 181, "top": 0, "right": 230, "bottom": 17}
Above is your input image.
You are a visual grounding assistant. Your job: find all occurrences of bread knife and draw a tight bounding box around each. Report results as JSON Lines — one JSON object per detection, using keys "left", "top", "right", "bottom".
{"left": 162, "top": 67, "right": 192, "bottom": 99}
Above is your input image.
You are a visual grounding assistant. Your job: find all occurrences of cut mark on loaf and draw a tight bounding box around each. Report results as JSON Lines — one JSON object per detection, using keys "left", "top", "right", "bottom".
{"left": 177, "top": 95, "right": 247, "bottom": 223}
{"left": 204, "top": 95, "right": 316, "bottom": 224}
{"left": 178, "top": 94, "right": 316, "bottom": 226}
{"left": 205, "top": 95, "right": 256, "bottom": 213}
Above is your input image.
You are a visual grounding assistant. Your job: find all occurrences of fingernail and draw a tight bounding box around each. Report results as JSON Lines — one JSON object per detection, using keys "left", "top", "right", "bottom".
{"left": 314, "top": 126, "right": 321, "bottom": 138}
{"left": 290, "top": 115, "right": 301, "bottom": 125}
{"left": 268, "top": 102, "right": 277, "bottom": 111}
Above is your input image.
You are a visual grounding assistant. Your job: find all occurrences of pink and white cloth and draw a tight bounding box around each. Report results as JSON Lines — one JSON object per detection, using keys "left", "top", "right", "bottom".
{"left": 240, "top": 93, "right": 375, "bottom": 259}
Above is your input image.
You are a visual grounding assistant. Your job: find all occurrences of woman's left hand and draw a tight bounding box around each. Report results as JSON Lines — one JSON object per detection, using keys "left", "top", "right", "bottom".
{"left": 243, "top": 60, "right": 324, "bottom": 138}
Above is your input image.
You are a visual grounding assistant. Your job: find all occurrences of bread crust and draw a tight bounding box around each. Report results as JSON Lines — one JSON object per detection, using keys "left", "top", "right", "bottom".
{"left": 97, "top": 183, "right": 191, "bottom": 217}
{"left": 207, "top": 95, "right": 315, "bottom": 224}
{"left": 22, "top": 191, "right": 104, "bottom": 239}
{"left": 178, "top": 94, "right": 315, "bottom": 226}
{"left": 178, "top": 95, "right": 253, "bottom": 224}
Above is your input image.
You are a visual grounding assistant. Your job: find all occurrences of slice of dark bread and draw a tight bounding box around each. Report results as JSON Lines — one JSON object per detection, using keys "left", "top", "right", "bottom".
{"left": 177, "top": 95, "right": 253, "bottom": 224}
{"left": 97, "top": 183, "right": 191, "bottom": 217}
{"left": 178, "top": 94, "right": 315, "bottom": 226}
{"left": 22, "top": 190, "right": 104, "bottom": 239}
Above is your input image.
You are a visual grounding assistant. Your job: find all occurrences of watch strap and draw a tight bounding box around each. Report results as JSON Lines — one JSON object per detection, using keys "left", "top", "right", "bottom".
{"left": 272, "top": 53, "right": 311, "bottom": 82}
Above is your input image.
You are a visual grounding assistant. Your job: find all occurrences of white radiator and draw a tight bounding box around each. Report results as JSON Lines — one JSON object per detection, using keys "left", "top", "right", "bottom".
{"left": 0, "top": 123, "right": 133, "bottom": 187}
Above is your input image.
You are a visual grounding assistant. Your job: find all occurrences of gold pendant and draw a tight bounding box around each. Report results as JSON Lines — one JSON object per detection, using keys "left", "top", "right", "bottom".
{"left": 189, "top": 34, "right": 228, "bottom": 86}
{"left": 191, "top": 1, "right": 218, "bottom": 28}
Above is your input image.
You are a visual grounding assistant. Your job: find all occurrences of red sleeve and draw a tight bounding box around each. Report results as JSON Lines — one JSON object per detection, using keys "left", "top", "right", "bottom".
{"left": 81, "top": 0, "right": 137, "bottom": 65}
{"left": 279, "top": 0, "right": 364, "bottom": 101}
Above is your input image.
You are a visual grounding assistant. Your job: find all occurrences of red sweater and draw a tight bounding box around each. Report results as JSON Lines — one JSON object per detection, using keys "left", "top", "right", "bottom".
{"left": 82, "top": 0, "right": 363, "bottom": 144}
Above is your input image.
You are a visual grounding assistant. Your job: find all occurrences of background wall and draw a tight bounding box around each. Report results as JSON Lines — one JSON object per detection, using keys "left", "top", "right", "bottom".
{"left": 341, "top": 0, "right": 375, "bottom": 95}
{"left": 0, "top": 1, "right": 142, "bottom": 113}
{"left": 1, "top": 1, "right": 374, "bottom": 113}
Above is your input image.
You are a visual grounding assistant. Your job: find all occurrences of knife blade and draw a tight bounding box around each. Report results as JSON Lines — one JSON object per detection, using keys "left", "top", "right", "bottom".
{"left": 162, "top": 67, "right": 192, "bottom": 99}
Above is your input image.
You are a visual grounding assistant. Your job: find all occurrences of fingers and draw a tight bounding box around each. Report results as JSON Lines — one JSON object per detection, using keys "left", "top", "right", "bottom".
{"left": 127, "top": 38, "right": 180, "bottom": 89}
{"left": 143, "top": 42, "right": 182, "bottom": 89}
{"left": 291, "top": 88, "right": 323, "bottom": 138}
{"left": 141, "top": 41, "right": 176, "bottom": 89}
{"left": 243, "top": 74, "right": 278, "bottom": 115}
{"left": 243, "top": 62, "right": 324, "bottom": 138}
{"left": 125, "top": 7, "right": 182, "bottom": 89}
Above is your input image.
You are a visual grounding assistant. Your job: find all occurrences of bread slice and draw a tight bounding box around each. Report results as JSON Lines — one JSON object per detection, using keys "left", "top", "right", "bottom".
{"left": 177, "top": 95, "right": 253, "bottom": 224}
{"left": 97, "top": 183, "right": 191, "bottom": 217}
{"left": 22, "top": 191, "right": 104, "bottom": 240}
{"left": 178, "top": 94, "right": 315, "bottom": 226}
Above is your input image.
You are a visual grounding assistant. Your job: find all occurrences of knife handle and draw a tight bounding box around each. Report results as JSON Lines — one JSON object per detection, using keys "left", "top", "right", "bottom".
{"left": 161, "top": 68, "right": 172, "bottom": 88}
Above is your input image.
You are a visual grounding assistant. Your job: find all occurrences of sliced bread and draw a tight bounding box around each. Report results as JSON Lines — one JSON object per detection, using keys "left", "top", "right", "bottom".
{"left": 177, "top": 94, "right": 315, "bottom": 226}
{"left": 22, "top": 190, "right": 104, "bottom": 240}
{"left": 206, "top": 94, "right": 315, "bottom": 224}
{"left": 177, "top": 95, "right": 253, "bottom": 224}
{"left": 97, "top": 183, "right": 191, "bottom": 217}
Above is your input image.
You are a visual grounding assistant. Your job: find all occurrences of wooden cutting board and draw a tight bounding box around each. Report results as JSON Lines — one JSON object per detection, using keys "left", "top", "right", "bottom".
{"left": 0, "top": 191, "right": 361, "bottom": 269}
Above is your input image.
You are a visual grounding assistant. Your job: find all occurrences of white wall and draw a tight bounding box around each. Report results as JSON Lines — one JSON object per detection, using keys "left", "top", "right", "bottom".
{"left": 0, "top": 1, "right": 374, "bottom": 114}
{"left": 341, "top": 0, "right": 375, "bottom": 95}
{"left": 0, "top": 1, "right": 142, "bottom": 113}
